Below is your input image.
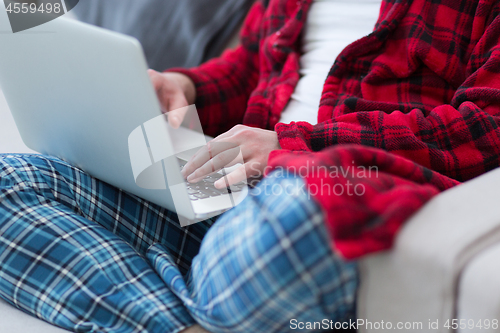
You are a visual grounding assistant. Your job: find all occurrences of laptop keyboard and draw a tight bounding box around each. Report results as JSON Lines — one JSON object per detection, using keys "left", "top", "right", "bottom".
{"left": 178, "top": 159, "right": 246, "bottom": 201}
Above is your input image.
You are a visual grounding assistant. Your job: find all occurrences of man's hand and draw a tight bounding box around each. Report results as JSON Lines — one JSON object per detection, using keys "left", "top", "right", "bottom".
{"left": 181, "top": 125, "right": 281, "bottom": 189}
{"left": 147, "top": 70, "right": 196, "bottom": 128}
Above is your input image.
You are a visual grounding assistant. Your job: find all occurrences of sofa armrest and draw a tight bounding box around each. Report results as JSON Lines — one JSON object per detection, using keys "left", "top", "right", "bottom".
{"left": 357, "top": 167, "right": 500, "bottom": 333}
{"left": 456, "top": 241, "right": 500, "bottom": 332}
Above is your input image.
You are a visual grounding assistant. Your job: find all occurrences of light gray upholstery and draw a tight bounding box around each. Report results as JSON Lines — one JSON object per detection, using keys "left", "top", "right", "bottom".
{"left": 457, "top": 243, "right": 500, "bottom": 333}
{"left": 358, "top": 167, "right": 500, "bottom": 333}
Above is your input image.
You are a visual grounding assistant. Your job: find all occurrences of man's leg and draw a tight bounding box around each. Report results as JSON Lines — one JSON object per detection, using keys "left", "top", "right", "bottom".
{"left": 0, "top": 154, "right": 214, "bottom": 333}
{"left": 148, "top": 172, "right": 359, "bottom": 333}
{"left": 0, "top": 154, "right": 358, "bottom": 332}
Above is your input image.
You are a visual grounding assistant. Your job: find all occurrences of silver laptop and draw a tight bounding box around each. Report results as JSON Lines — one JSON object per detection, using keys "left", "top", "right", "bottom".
{"left": 0, "top": 12, "right": 248, "bottom": 225}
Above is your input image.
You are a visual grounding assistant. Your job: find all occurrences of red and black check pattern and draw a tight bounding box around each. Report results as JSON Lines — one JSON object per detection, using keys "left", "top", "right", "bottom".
{"left": 170, "top": 0, "right": 500, "bottom": 258}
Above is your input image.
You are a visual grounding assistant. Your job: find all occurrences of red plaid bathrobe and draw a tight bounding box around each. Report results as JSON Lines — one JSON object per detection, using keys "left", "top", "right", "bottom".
{"left": 171, "top": 0, "right": 500, "bottom": 259}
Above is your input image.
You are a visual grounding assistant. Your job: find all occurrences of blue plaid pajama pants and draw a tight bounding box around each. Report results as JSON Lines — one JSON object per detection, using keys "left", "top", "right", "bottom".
{"left": 0, "top": 154, "right": 358, "bottom": 333}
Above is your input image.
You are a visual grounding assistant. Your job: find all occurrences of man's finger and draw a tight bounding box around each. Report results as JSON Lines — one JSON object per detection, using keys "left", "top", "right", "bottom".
{"left": 214, "top": 163, "right": 252, "bottom": 189}
{"left": 149, "top": 69, "right": 171, "bottom": 113}
{"left": 148, "top": 69, "right": 189, "bottom": 127}
{"left": 148, "top": 69, "right": 164, "bottom": 91}
{"left": 186, "top": 147, "right": 241, "bottom": 183}
{"left": 182, "top": 141, "right": 239, "bottom": 179}
{"left": 167, "top": 104, "right": 188, "bottom": 129}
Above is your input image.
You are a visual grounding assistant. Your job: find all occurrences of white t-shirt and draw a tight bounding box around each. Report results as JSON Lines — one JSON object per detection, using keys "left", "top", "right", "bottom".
{"left": 279, "top": 0, "right": 383, "bottom": 125}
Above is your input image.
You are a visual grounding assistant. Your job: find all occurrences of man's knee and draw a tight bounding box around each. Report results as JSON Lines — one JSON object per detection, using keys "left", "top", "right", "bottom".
{"left": 187, "top": 174, "right": 358, "bottom": 332}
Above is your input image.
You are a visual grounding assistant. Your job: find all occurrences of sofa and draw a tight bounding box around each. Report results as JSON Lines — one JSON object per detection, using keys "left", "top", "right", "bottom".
{"left": 357, "top": 165, "right": 500, "bottom": 333}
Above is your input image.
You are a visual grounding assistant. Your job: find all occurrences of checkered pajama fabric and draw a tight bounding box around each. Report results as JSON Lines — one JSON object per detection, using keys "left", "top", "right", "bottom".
{"left": 0, "top": 154, "right": 358, "bottom": 332}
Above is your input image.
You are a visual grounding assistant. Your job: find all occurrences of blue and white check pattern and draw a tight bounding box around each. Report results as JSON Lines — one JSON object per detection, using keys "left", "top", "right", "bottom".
{"left": 0, "top": 154, "right": 358, "bottom": 333}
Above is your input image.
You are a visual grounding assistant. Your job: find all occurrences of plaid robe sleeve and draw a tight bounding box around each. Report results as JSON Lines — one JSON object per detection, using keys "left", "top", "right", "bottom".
{"left": 166, "top": 1, "right": 265, "bottom": 137}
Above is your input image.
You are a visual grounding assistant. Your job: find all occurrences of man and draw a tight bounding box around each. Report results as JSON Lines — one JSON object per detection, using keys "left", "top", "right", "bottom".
{"left": 0, "top": 0, "right": 499, "bottom": 332}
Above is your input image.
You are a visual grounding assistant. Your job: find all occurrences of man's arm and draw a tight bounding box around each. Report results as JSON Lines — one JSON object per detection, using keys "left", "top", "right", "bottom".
{"left": 265, "top": 5, "right": 500, "bottom": 259}
{"left": 164, "top": 0, "right": 266, "bottom": 137}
